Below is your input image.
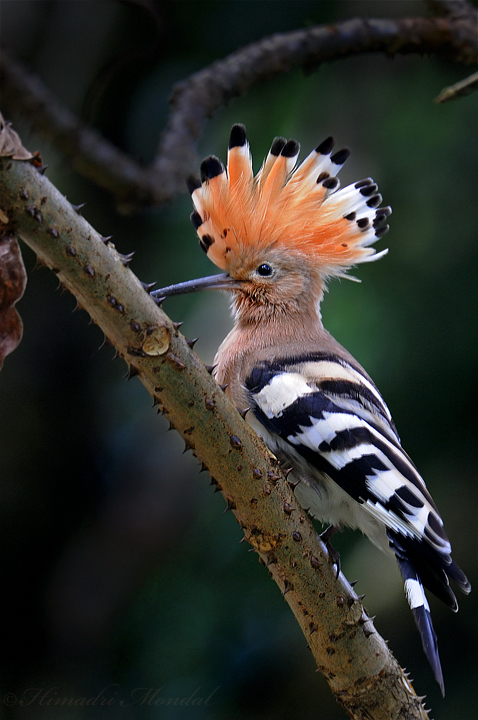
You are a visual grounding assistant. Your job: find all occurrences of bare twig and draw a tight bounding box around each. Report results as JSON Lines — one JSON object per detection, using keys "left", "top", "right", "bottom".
{"left": 435, "top": 68, "right": 478, "bottom": 101}
{"left": 155, "top": 12, "right": 478, "bottom": 193}
{"left": 1, "top": 6, "right": 477, "bottom": 212}
{"left": 0, "top": 151, "right": 429, "bottom": 720}
{"left": 0, "top": 52, "right": 156, "bottom": 212}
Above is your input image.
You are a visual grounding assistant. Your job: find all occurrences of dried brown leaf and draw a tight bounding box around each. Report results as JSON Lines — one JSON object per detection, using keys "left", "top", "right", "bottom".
{"left": 0, "top": 234, "right": 27, "bottom": 369}
{"left": 0, "top": 112, "right": 33, "bottom": 160}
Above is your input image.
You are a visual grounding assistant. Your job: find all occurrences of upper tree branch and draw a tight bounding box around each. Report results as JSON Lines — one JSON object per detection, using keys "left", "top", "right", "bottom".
{"left": 426, "top": 0, "right": 477, "bottom": 18}
{"left": 0, "top": 151, "right": 429, "bottom": 720}
{"left": 1, "top": 6, "right": 477, "bottom": 212}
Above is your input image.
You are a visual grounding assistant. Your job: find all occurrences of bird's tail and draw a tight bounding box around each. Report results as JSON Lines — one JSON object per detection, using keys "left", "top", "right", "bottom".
{"left": 389, "top": 538, "right": 445, "bottom": 695}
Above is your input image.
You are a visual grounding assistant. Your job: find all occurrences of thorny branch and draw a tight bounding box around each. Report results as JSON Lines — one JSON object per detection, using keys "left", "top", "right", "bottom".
{"left": 1, "top": 1, "right": 477, "bottom": 212}
{"left": 0, "top": 153, "right": 429, "bottom": 720}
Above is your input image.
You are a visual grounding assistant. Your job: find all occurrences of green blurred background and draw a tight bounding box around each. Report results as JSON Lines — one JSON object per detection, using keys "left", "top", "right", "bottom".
{"left": 1, "top": 1, "right": 477, "bottom": 718}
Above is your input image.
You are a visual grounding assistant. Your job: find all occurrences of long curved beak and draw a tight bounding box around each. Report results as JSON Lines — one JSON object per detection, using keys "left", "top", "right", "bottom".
{"left": 151, "top": 273, "right": 240, "bottom": 300}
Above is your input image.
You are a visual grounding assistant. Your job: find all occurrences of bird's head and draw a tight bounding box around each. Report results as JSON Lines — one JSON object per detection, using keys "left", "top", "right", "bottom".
{"left": 153, "top": 124, "right": 391, "bottom": 325}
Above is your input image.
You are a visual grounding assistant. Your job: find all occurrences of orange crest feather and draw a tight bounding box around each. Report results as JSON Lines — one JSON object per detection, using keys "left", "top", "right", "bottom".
{"left": 189, "top": 124, "right": 391, "bottom": 279}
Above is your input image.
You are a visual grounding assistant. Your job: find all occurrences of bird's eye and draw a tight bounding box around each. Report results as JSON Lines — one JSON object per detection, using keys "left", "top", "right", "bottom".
{"left": 257, "top": 263, "right": 273, "bottom": 277}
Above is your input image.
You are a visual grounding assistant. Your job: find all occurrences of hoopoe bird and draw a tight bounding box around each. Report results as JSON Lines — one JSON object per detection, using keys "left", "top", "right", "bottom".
{"left": 152, "top": 124, "right": 470, "bottom": 694}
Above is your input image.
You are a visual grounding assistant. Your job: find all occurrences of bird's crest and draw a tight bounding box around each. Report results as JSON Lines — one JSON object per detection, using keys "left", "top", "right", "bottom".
{"left": 188, "top": 124, "right": 391, "bottom": 279}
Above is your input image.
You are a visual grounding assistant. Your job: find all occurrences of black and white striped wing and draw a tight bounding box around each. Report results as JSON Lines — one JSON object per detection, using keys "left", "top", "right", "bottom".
{"left": 245, "top": 352, "right": 470, "bottom": 693}
{"left": 246, "top": 353, "right": 446, "bottom": 551}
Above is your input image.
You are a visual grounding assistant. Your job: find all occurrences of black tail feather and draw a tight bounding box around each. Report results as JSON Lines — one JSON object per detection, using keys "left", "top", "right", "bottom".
{"left": 388, "top": 531, "right": 445, "bottom": 694}
{"left": 409, "top": 554, "right": 458, "bottom": 611}
{"left": 447, "top": 559, "right": 471, "bottom": 594}
{"left": 411, "top": 597, "right": 444, "bottom": 696}
{"left": 387, "top": 529, "right": 470, "bottom": 609}
{"left": 398, "top": 555, "right": 445, "bottom": 695}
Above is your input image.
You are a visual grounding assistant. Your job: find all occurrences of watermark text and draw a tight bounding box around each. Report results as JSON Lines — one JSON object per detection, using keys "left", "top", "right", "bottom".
{"left": 3, "top": 685, "right": 220, "bottom": 708}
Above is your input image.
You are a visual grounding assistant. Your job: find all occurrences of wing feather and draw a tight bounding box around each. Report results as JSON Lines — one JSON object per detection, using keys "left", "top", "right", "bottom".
{"left": 245, "top": 353, "right": 468, "bottom": 595}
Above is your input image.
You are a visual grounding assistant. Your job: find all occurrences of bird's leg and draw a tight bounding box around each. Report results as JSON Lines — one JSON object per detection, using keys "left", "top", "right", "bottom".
{"left": 319, "top": 525, "right": 341, "bottom": 577}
